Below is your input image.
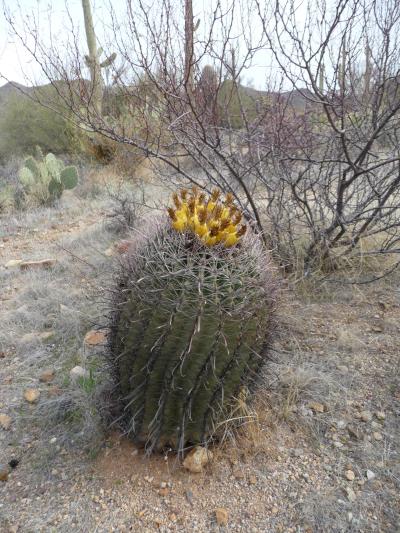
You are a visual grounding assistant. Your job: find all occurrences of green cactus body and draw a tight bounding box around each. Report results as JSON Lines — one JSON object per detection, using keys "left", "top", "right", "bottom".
{"left": 24, "top": 156, "right": 41, "bottom": 179}
{"left": 18, "top": 150, "right": 78, "bottom": 205}
{"left": 110, "top": 221, "right": 276, "bottom": 453}
{"left": 19, "top": 167, "right": 35, "bottom": 188}
{"left": 60, "top": 166, "right": 79, "bottom": 189}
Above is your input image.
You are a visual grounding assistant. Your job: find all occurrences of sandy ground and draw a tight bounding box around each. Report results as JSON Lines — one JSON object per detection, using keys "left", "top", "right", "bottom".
{"left": 0, "top": 191, "right": 399, "bottom": 532}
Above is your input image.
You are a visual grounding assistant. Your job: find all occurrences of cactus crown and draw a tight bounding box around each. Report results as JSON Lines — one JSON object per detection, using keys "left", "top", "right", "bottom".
{"left": 167, "top": 187, "right": 247, "bottom": 247}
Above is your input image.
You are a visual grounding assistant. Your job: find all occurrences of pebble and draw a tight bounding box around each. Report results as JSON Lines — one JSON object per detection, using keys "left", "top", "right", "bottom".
{"left": 373, "top": 432, "right": 383, "bottom": 441}
{"left": 366, "top": 470, "right": 376, "bottom": 481}
{"left": 0, "top": 413, "right": 12, "bottom": 430}
{"left": 375, "top": 411, "right": 386, "bottom": 420}
{"left": 23, "top": 388, "right": 40, "bottom": 403}
{"left": 39, "top": 369, "right": 55, "bottom": 383}
{"left": 345, "top": 470, "right": 355, "bottom": 481}
{"left": 308, "top": 401, "right": 325, "bottom": 413}
{"left": 84, "top": 330, "right": 107, "bottom": 346}
{"left": 346, "top": 487, "right": 357, "bottom": 502}
{"left": 360, "top": 410, "right": 372, "bottom": 423}
{"left": 20, "top": 258, "right": 57, "bottom": 270}
{"left": 215, "top": 507, "right": 229, "bottom": 526}
{"left": 4, "top": 259, "right": 23, "bottom": 268}
{"left": 183, "top": 446, "right": 213, "bottom": 473}
{"left": 69, "top": 366, "right": 89, "bottom": 381}
{"left": 0, "top": 465, "right": 9, "bottom": 481}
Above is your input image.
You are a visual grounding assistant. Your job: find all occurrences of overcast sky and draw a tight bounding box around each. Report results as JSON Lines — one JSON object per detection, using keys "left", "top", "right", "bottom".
{"left": 0, "top": 0, "right": 279, "bottom": 89}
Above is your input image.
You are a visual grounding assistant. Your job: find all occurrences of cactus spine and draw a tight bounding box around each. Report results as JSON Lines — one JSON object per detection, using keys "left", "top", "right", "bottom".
{"left": 109, "top": 187, "right": 276, "bottom": 454}
{"left": 18, "top": 151, "right": 78, "bottom": 205}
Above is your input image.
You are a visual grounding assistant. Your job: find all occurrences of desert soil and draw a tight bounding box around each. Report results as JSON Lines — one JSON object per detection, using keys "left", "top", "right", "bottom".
{"left": 0, "top": 192, "right": 399, "bottom": 532}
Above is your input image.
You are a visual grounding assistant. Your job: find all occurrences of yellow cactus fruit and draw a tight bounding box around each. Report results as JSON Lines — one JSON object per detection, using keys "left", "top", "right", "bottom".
{"left": 224, "top": 232, "right": 239, "bottom": 247}
{"left": 167, "top": 186, "right": 247, "bottom": 248}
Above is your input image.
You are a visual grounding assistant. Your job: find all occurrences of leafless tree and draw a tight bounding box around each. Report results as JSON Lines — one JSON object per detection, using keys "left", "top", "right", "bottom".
{"left": 2, "top": 0, "right": 400, "bottom": 279}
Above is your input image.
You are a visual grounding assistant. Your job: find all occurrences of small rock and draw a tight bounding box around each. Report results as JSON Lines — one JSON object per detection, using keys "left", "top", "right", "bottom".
{"left": 39, "top": 369, "right": 55, "bottom": 383}
{"left": 0, "top": 413, "right": 12, "bottom": 430}
{"left": 375, "top": 411, "right": 386, "bottom": 420}
{"left": 336, "top": 420, "right": 347, "bottom": 430}
{"left": 308, "top": 401, "right": 325, "bottom": 413}
{"left": 23, "top": 388, "right": 40, "bottom": 404}
{"left": 366, "top": 470, "right": 376, "bottom": 481}
{"left": 373, "top": 432, "right": 383, "bottom": 441}
{"left": 360, "top": 410, "right": 372, "bottom": 423}
{"left": 0, "top": 465, "right": 9, "bottom": 481}
{"left": 333, "top": 441, "right": 343, "bottom": 448}
{"left": 103, "top": 247, "right": 114, "bottom": 257}
{"left": 84, "top": 330, "right": 107, "bottom": 346}
{"left": 5, "top": 259, "right": 23, "bottom": 268}
{"left": 345, "top": 470, "right": 355, "bottom": 481}
{"left": 169, "top": 513, "right": 177, "bottom": 522}
{"left": 345, "top": 487, "right": 357, "bottom": 502}
{"left": 271, "top": 506, "right": 279, "bottom": 514}
{"left": 215, "top": 508, "right": 228, "bottom": 526}
{"left": 337, "top": 365, "right": 349, "bottom": 373}
{"left": 248, "top": 474, "right": 257, "bottom": 485}
{"left": 20, "top": 258, "right": 57, "bottom": 270}
{"left": 158, "top": 488, "right": 169, "bottom": 497}
{"left": 160, "top": 481, "right": 167, "bottom": 489}
{"left": 183, "top": 446, "right": 213, "bottom": 473}
{"left": 69, "top": 366, "right": 89, "bottom": 381}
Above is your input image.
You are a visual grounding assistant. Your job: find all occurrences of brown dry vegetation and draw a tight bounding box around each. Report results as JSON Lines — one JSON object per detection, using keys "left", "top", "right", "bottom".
{"left": 0, "top": 173, "right": 399, "bottom": 532}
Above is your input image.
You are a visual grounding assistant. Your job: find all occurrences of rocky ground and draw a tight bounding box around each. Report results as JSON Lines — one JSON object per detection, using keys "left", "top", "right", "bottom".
{"left": 0, "top": 189, "right": 399, "bottom": 532}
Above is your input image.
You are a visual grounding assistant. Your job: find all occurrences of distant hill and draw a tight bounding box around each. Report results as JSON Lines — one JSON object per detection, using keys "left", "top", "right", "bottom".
{"left": 0, "top": 82, "right": 33, "bottom": 105}
{"left": 0, "top": 79, "right": 315, "bottom": 113}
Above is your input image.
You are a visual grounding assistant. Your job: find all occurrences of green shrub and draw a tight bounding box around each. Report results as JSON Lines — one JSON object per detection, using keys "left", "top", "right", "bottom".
{"left": 0, "top": 90, "right": 83, "bottom": 161}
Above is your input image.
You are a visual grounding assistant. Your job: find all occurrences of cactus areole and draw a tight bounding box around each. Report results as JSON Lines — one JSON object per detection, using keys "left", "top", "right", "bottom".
{"left": 109, "top": 187, "right": 276, "bottom": 454}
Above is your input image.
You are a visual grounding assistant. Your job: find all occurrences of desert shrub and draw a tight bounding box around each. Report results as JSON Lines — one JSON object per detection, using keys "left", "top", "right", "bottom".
{"left": 0, "top": 91, "right": 83, "bottom": 162}
{"left": 108, "top": 187, "right": 277, "bottom": 453}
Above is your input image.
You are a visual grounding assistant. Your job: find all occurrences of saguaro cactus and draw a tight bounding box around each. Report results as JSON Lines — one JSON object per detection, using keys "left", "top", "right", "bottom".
{"left": 109, "top": 187, "right": 277, "bottom": 454}
{"left": 81, "top": 0, "right": 116, "bottom": 115}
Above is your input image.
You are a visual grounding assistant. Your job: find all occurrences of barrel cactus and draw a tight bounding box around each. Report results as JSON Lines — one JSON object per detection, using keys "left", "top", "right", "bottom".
{"left": 109, "top": 187, "right": 276, "bottom": 454}
{"left": 18, "top": 151, "right": 78, "bottom": 205}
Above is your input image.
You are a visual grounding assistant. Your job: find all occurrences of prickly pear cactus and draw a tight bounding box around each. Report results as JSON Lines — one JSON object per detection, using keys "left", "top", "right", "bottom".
{"left": 18, "top": 150, "right": 78, "bottom": 205}
{"left": 109, "top": 187, "right": 277, "bottom": 454}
